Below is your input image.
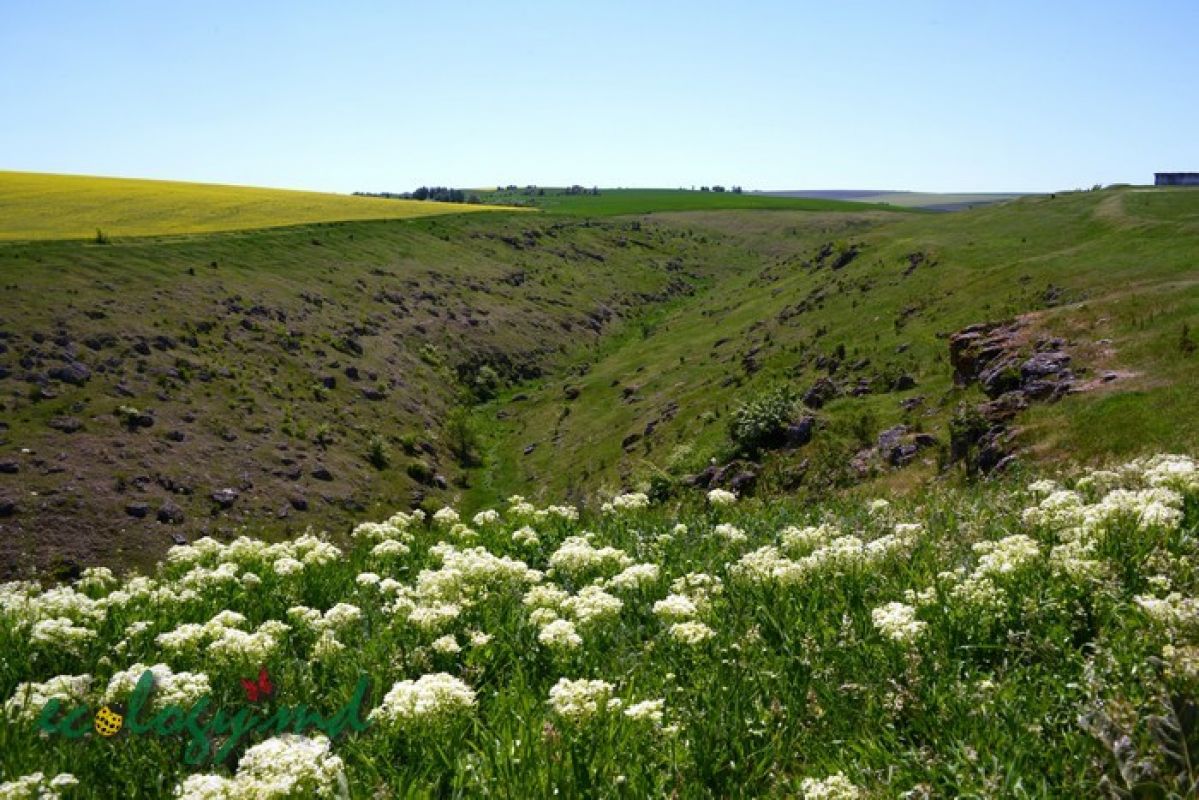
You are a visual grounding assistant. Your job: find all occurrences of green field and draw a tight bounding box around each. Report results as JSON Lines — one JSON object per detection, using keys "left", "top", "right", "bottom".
{"left": 0, "top": 171, "right": 508, "bottom": 241}
{"left": 478, "top": 187, "right": 907, "bottom": 216}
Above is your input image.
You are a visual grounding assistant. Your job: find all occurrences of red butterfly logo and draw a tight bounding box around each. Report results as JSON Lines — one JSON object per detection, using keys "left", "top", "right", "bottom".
{"left": 240, "top": 667, "right": 274, "bottom": 703}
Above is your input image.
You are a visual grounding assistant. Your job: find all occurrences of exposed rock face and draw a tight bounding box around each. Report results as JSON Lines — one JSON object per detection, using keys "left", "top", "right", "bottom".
{"left": 947, "top": 319, "right": 1081, "bottom": 474}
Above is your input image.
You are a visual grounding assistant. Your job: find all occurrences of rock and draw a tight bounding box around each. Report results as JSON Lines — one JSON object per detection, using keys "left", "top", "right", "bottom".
{"left": 432, "top": 474, "right": 449, "bottom": 490}
{"left": 165, "top": 430, "right": 186, "bottom": 442}
{"left": 311, "top": 465, "right": 334, "bottom": 481}
{"left": 876, "top": 425, "right": 909, "bottom": 452}
{"left": 900, "top": 395, "right": 925, "bottom": 412}
{"left": 889, "top": 443, "right": 920, "bottom": 467}
{"left": 210, "top": 488, "right": 239, "bottom": 509}
{"left": 802, "top": 377, "right": 838, "bottom": 409}
{"left": 289, "top": 494, "right": 309, "bottom": 511}
{"left": 913, "top": 432, "right": 939, "bottom": 449}
{"left": 344, "top": 366, "right": 360, "bottom": 381}
{"left": 892, "top": 374, "right": 918, "bottom": 391}
{"left": 169, "top": 532, "right": 189, "bottom": 546}
{"left": 48, "top": 361, "right": 91, "bottom": 386}
{"left": 523, "top": 444, "right": 537, "bottom": 455}
{"left": 1021, "top": 351, "right": 1071, "bottom": 380}
{"left": 0, "top": 460, "right": 18, "bottom": 474}
{"left": 851, "top": 379, "right": 872, "bottom": 396}
{"left": 125, "top": 502, "right": 149, "bottom": 518}
{"left": 621, "top": 432, "right": 642, "bottom": 451}
{"left": 0, "top": 497, "right": 15, "bottom": 516}
{"left": 564, "top": 385, "right": 581, "bottom": 400}
{"left": 157, "top": 501, "right": 185, "bottom": 524}
{"left": 320, "top": 376, "right": 337, "bottom": 389}
{"left": 49, "top": 417, "right": 83, "bottom": 433}
{"left": 729, "top": 470, "right": 758, "bottom": 493}
{"left": 784, "top": 416, "right": 815, "bottom": 447}
{"left": 361, "top": 387, "right": 387, "bottom": 401}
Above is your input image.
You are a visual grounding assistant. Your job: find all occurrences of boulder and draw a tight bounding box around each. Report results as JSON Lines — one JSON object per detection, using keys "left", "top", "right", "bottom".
{"left": 210, "top": 488, "right": 239, "bottom": 509}
{"left": 157, "top": 500, "right": 185, "bottom": 524}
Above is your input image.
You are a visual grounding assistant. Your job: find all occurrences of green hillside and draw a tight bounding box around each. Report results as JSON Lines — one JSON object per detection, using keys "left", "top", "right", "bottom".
{"left": 470, "top": 187, "right": 1199, "bottom": 506}
{"left": 1, "top": 181, "right": 1197, "bottom": 579}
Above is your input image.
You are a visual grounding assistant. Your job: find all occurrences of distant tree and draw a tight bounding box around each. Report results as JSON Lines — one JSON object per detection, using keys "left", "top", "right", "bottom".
{"left": 412, "top": 186, "right": 430, "bottom": 201}
{"left": 712, "top": 185, "right": 726, "bottom": 193}
{"left": 732, "top": 186, "right": 743, "bottom": 194}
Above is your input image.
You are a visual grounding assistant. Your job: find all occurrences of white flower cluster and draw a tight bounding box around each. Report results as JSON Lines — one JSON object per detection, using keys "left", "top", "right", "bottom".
{"left": 538, "top": 618, "right": 583, "bottom": 651}
{"left": 0, "top": 772, "right": 78, "bottom": 800}
{"left": 105, "top": 663, "right": 210, "bottom": 708}
{"left": 605, "top": 492, "right": 650, "bottom": 513}
{"left": 175, "top": 734, "right": 347, "bottom": 799}
{"left": 368, "top": 673, "right": 477, "bottom": 728}
{"left": 547, "top": 678, "right": 620, "bottom": 722}
{"left": 732, "top": 526, "right": 917, "bottom": 586}
{"left": 707, "top": 488, "right": 737, "bottom": 506}
{"left": 4, "top": 674, "right": 91, "bottom": 723}
{"left": 871, "top": 602, "right": 926, "bottom": 644}
{"left": 30, "top": 617, "right": 97, "bottom": 653}
{"left": 548, "top": 536, "right": 633, "bottom": 579}
{"left": 668, "top": 621, "right": 716, "bottom": 645}
{"left": 207, "top": 620, "right": 290, "bottom": 665}
{"left": 605, "top": 563, "right": 660, "bottom": 591}
{"left": 799, "top": 772, "right": 861, "bottom": 800}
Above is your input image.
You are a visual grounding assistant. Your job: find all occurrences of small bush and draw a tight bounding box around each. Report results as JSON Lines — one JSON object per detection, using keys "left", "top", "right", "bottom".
{"left": 728, "top": 385, "right": 800, "bottom": 456}
{"left": 445, "top": 407, "right": 482, "bottom": 467}
{"left": 366, "top": 434, "right": 391, "bottom": 470}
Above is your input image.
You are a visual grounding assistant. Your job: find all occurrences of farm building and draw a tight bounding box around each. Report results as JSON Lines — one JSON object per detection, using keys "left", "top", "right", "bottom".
{"left": 1155, "top": 172, "right": 1199, "bottom": 186}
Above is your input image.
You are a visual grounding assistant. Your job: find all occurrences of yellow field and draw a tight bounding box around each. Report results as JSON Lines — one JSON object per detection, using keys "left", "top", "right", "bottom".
{"left": 0, "top": 171, "right": 510, "bottom": 241}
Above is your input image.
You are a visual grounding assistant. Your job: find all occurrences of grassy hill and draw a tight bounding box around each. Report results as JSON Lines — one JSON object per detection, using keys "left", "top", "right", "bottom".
{"left": 0, "top": 171, "right": 506, "bottom": 241}
{"left": 1, "top": 177, "right": 1197, "bottom": 580}
{"left": 469, "top": 187, "right": 1199, "bottom": 507}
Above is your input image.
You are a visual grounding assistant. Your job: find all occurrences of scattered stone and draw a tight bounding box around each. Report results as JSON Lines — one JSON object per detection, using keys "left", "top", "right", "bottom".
{"left": 210, "top": 488, "right": 239, "bottom": 509}
{"left": 892, "top": 374, "right": 917, "bottom": 391}
{"left": 312, "top": 465, "right": 334, "bottom": 481}
{"left": 0, "top": 460, "right": 18, "bottom": 474}
{"left": 621, "top": 432, "right": 642, "bottom": 451}
{"left": 165, "top": 430, "right": 186, "bottom": 442}
{"left": 802, "top": 377, "right": 838, "bottom": 409}
{"left": 125, "top": 502, "right": 149, "bottom": 518}
{"left": 523, "top": 444, "right": 537, "bottom": 455}
{"left": 564, "top": 385, "right": 581, "bottom": 400}
{"left": 48, "top": 417, "right": 82, "bottom": 433}
{"left": 289, "top": 494, "right": 309, "bottom": 511}
{"left": 0, "top": 497, "right": 15, "bottom": 516}
{"left": 784, "top": 416, "right": 815, "bottom": 447}
{"left": 157, "top": 500, "right": 185, "bottom": 524}
{"left": 49, "top": 361, "right": 91, "bottom": 385}
{"left": 361, "top": 387, "right": 387, "bottom": 401}
{"left": 432, "top": 474, "right": 448, "bottom": 490}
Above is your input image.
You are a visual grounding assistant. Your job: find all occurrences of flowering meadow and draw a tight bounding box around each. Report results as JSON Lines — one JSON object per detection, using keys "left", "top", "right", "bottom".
{"left": 2, "top": 455, "right": 1198, "bottom": 798}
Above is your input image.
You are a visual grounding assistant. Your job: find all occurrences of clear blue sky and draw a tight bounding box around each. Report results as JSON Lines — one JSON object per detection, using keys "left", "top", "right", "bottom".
{"left": 2, "top": 1, "right": 1195, "bottom": 193}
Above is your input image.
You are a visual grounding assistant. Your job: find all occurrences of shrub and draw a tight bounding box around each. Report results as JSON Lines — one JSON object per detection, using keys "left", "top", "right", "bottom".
{"left": 366, "top": 434, "right": 391, "bottom": 470}
{"left": 445, "top": 407, "right": 482, "bottom": 467}
{"left": 728, "top": 385, "right": 800, "bottom": 456}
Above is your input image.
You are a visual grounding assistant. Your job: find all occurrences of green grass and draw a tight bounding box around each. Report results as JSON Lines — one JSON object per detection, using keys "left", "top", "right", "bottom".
{"left": 1, "top": 455, "right": 1196, "bottom": 797}
{"left": 478, "top": 187, "right": 908, "bottom": 216}
{"left": 0, "top": 171, "right": 509, "bottom": 241}
{"left": 470, "top": 187, "right": 1199, "bottom": 506}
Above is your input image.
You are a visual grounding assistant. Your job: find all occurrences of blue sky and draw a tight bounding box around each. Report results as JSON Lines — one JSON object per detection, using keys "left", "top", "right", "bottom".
{"left": 2, "top": 1, "right": 1195, "bottom": 193}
